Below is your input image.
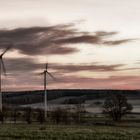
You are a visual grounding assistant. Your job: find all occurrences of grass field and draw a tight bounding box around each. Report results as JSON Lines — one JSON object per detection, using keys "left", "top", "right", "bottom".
{"left": 0, "top": 124, "right": 140, "bottom": 140}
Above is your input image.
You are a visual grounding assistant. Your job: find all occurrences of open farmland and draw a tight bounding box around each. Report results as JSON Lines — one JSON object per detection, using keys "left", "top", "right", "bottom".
{"left": 0, "top": 124, "right": 140, "bottom": 140}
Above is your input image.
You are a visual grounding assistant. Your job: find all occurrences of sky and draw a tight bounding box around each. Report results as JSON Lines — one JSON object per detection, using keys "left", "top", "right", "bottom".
{"left": 0, "top": 0, "right": 140, "bottom": 91}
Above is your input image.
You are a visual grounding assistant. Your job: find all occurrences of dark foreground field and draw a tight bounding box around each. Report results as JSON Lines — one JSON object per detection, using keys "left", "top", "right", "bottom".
{"left": 0, "top": 124, "right": 140, "bottom": 140}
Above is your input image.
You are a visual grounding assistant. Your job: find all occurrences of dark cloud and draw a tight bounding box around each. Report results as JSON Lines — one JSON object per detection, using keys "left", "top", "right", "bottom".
{"left": 50, "top": 63, "right": 124, "bottom": 73}
{"left": 55, "top": 35, "right": 101, "bottom": 44}
{"left": 4, "top": 58, "right": 43, "bottom": 73}
{"left": 95, "top": 31, "right": 117, "bottom": 37}
{"left": 104, "top": 39, "right": 134, "bottom": 45}
{"left": 3, "top": 58, "right": 124, "bottom": 74}
{"left": 0, "top": 23, "right": 133, "bottom": 56}
{"left": 0, "top": 24, "right": 79, "bottom": 55}
{"left": 0, "top": 23, "right": 137, "bottom": 91}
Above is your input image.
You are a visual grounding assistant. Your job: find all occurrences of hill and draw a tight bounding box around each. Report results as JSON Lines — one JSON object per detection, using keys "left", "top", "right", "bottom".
{"left": 3, "top": 89, "right": 140, "bottom": 105}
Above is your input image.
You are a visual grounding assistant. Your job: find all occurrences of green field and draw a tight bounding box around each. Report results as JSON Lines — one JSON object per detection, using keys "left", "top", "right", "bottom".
{"left": 0, "top": 124, "right": 139, "bottom": 140}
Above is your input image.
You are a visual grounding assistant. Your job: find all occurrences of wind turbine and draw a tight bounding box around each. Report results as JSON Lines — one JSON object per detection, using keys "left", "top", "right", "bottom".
{"left": 0, "top": 46, "right": 11, "bottom": 112}
{"left": 40, "top": 63, "right": 55, "bottom": 119}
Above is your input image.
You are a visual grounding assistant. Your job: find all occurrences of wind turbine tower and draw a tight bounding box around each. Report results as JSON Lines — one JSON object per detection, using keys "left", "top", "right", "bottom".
{"left": 40, "top": 63, "right": 55, "bottom": 119}
{"left": 0, "top": 46, "right": 11, "bottom": 112}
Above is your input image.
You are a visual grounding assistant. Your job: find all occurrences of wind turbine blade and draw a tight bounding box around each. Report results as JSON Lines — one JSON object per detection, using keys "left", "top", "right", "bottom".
{"left": 36, "top": 72, "right": 44, "bottom": 75}
{"left": 1, "top": 59, "right": 6, "bottom": 75}
{"left": 0, "top": 46, "right": 11, "bottom": 57}
{"left": 46, "top": 71, "right": 55, "bottom": 80}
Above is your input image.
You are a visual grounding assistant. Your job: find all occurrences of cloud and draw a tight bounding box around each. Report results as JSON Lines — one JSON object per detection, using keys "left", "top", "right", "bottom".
{"left": 55, "top": 35, "right": 101, "bottom": 44}
{"left": 50, "top": 63, "right": 124, "bottom": 73}
{"left": 3, "top": 57, "right": 124, "bottom": 74}
{"left": 0, "top": 22, "right": 136, "bottom": 91}
{"left": 0, "top": 24, "right": 79, "bottom": 55}
{"left": 1, "top": 57, "right": 139, "bottom": 91}
{"left": 95, "top": 31, "right": 117, "bottom": 37}
{"left": 103, "top": 39, "right": 134, "bottom": 45}
{"left": 0, "top": 23, "right": 133, "bottom": 56}
{"left": 3, "top": 74, "right": 140, "bottom": 91}
{"left": 4, "top": 58, "right": 43, "bottom": 73}
{"left": 48, "top": 75, "right": 140, "bottom": 90}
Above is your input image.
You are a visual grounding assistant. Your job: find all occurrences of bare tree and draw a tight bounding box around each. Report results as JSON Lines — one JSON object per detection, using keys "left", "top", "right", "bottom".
{"left": 13, "top": 109, "right": 18, "bottom": 124}
{"left": 24, "top": 107, "right": 32, "bottom": 124}
{"left": 51, "top": 107, "right": 70, "bottom": 124}
{"left": 73, "top": 103, "right": 85, "bottom": 124}
{"left": 103, "top": 94, "right": 133, "bottom": 122}
{"left": 0, "top": 105, "right": 8, "bottom": 123}
{"left": 52, "top": 108, "right": 63, "bottom": 124}
{"left": 36, "top": 109, "right": 45, "bottom": 124}
{"left": 0, "top": 111, "right": 4, "bottom": 123}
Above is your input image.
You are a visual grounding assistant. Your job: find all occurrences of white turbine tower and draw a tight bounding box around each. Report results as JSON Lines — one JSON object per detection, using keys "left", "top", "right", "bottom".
{"left": 0, "top": 46, "right": 11, "bottom": 112}
{"left": 40, "top": 63, "right": 55, "bottom": 119}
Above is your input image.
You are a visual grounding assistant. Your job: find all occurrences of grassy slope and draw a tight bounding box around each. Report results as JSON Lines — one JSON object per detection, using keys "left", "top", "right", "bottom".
{"left": 0, "top": 124, "right": 140, "bottom": 140}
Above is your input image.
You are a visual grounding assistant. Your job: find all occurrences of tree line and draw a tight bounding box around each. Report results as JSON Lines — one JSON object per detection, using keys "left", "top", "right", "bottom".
{"left": 0, "top": 94, "right": 133, "bottom": 124}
